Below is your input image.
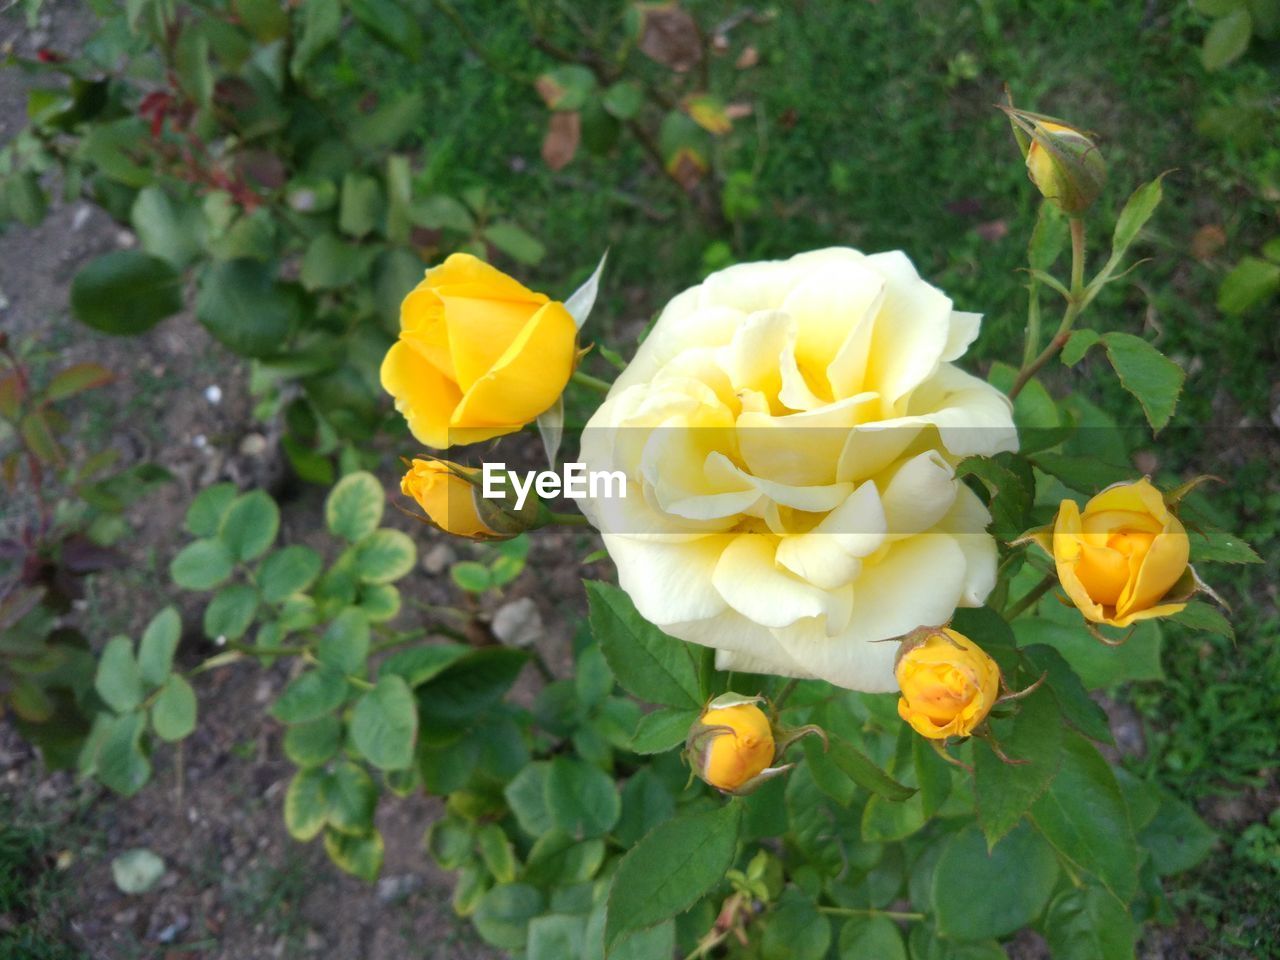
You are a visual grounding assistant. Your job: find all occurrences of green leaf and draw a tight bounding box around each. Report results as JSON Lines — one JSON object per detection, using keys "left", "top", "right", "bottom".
{"left": 317, "top": 609, "right": 371, "bottom": 676}
{"left": 202, "top": 584, "right": 259, "bottom": 641}
{"left": 171, "top": 538, "right": 235, "bottom": 590}
{"left": 137, "top": 606, "right": 181, "bottom": 687}
{"left": 300, "top": 232, "right": 375, "bottom": 291}
{"left": 327, "top": 760, "right": 377, "bottom": 835}
{"left": 1030, "top": 453, "right": 1132, "bottom": 494}
{"left": 1031, "top": 733, "right": 1138, "bottom": 902}
{"left": 325, "top": 471, "right": 385, "bottom": 541}
{"left": 70, "top": 251, "right": 182, "bottom": 336}
{"left": 1138, "top": 793, "right": 1217, "bottom": 875}
{"left": 505, "top": 762, "right": 555, "bottom": 838}
{"left": 523, "top": 831, "right": 605, "bottom": 887}
{"left": 1187, "top": 525, "right": 1263, "bottom": 564}
{"left": 605, "top": 803, "right": 741, "bottom": 951}
{"left": 258, "top": 545, "right": 323, "bottom": 603}
{"left": 338, "top": 172, "right": 383, "bottom": 239}
{"left": 484, "top": 222, "right": 545, "bottom": 265}
{"left": 760, "top": 893, "right": 832, "bottom": 960}
{"left": 218, "top": 490, "right": 280, "bottom": 562}
{"left": 450, "top": 561, "right": 492, "bottom": 593}
{"left": 351, "top": 675, "right": 417, "bottom": 771}
{"left": 378, "top": 643, "right": 470, "bottom": 687}
{"left": 185, "top": 483, "right": 238, "bottom": 537}
{"left": 957, "top": 454, "right": 1034, "bottom": 539}
{"left": 356, "top": 583, "right": 401, "bottom": 622}
{"left": 477, "top": 823, "right": 518, "bottom": 885}
{"left": 974, "top": 687, "right": 1064, "bottom": 847}
{"left": 351, "top": 529, "right": 416, "bottom": 583}
{"left": 1043, "top": 886, "right": 1136, "bottom": 960}
{"left": 271, "top": 667, "right": 349, "bottom": 724}
{"left": 602, "top": 81, "right": 643, "bottom": 120}
{"left": 196, "top": 259, "right": 300, "bottom": 358}
{"left": 411, "top": 194, "right": 474, "bottom": 233}
{"left": 536, "top": 65, "right": 596, "bottom": 111}
{"left": 290, "top": 0, "right": 341, "bottom": 77}
{"left": 586, "top": 581, "right": 702, "bottom": 708}
{"left": 111, "top": 848, "right": 166, "bottom": 894}
{"left": 1061, "top": 328, "right": 1099, "bottom": 367}
{"left": 417, "top": 648, "right": 529, "bottom": 724}
{"left": 1013, "top": 614, "right": 1164, "bottom": 690}
{"left": 1109, "top": 175, "right": 1166, "bottom": 266}
{"left": 1020, "top": 644, "right": 1113, "bottom": 744}
{"left": 130, "top": 186, "right": 203, "bottom": 268}
{"left": 95, "top": 635, "right": 143, "bottom": 713}
{"left": 283, "top": 714, "right": 342, "bottom": 768}
{"left": 94, "top": 711, "right": 152, "bottom": 796}
{"left": 932, "top": 822, "right": 1060, "bottom": 939}
{"left": 544, "top": 756, "right": 620, "bottom": 839}
{"left": 1098, "top": 332, "right": 1184, "bottom": 432}
{"left": 629, "top": 706, "right": 697, "bottom": 754}
{"left": 350, "top": 92, "right": 425, "bottom": 152}
{"left": 45, "top": 362, "right": 113, "bottom": 402}
{"left": 527, "top": 915, "right": 585, "bottom": 960}
{"left": 324, "top": 828, "right": 384, "bottom": 881}
{"left": 150, "top": 675, "right": 196, "bottom": 741}
{"left": 837, "top": 916, "right": 907, "bottom": 960}
{"left": 1028, "top": 199, "right": 1069, "bottom": 271}
{"left": 1217, "top": 255, "right": 1280, "bottom": 314}
{"left": 1169, "top": 600, "right": 1234, "bottom": 639}
{"left": 348, "top": 0, "right": 425, "bottom": 58}
{"left": 473, "top": 884, "right": 545, "bottom": 951}
{"left": 1201, "top": 7, "right": 1252, "bottom": 69}
{"left": 828, "top": 738, "right": 916, "bottom": 802}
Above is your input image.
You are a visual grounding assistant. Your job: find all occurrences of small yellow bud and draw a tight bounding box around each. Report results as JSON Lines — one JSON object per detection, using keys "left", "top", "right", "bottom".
{"left": 401, "top": 459, "right": 527, "bottom": 541}
{"left": 896, "top": 629, "right": 1000, "bottom": 740}
{"left": 1001, "top": 106, "right": 1106, "bottom": 215}
{"left": 686, "top": 697, "right": 776, "bottom": 794}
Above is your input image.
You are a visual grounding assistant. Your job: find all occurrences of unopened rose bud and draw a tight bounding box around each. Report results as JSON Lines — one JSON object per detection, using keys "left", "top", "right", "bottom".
{"left": 1001, "top": 107, "right": 1105, "bottom": 215}
{"left": 896, "top": 629, "right": 1000, "bottom": 740}
{"left": 685, "top": 694, "right": 778, "bottom": 794}
{"left": 401, "top": 459, "right": 535, "bottom": 541}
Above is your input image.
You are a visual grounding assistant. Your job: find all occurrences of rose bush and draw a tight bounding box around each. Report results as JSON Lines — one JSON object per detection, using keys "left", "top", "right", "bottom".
{"left": 581, "top": 248, "right": 1017, "bottom": 691}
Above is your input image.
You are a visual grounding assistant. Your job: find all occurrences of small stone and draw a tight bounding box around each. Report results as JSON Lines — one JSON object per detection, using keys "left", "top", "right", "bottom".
{"left": 491, "top": 598, "right": 544, "bottom": 649}
{"left": 192, "top": 434, "right": 208, "bottom": 450}
{"left": 115, "top": 230, "right": 136, "bottom": 248}
{"left": 304, "top": 930, "right": 325, "bottom": 952}
{"left": 205, "top": 385, "right": 223, "bottom": 405}
{"left": 376, "top": 873, "right": 424, "bottom": 903}
{"left": 71, "top": 206, "right": 91, "bottom": 231}
{"left": 239, "top": 433, "right": 267, "bottom": 457}
{"left": 422, "top": 542, "right": 456, "bottom": 576}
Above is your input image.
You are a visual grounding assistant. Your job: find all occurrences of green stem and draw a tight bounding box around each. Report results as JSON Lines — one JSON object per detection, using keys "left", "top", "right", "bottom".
{"left": 1009, "top": 217, "right": 1086, "bottom": 401}
{"left": 1004, "top": 572, "right": 1057, "bottom": 620}
{"left": 548, "top": 511, "right": 590, "bottom": 526}
{"left": 571, "top": 370, "right": 613, "bottom": 394}
{"left": 773, "top": 678, "right": 801, "bottom": 710}
{"left": 818, "top": 906, "right": 926, "bottom": 922}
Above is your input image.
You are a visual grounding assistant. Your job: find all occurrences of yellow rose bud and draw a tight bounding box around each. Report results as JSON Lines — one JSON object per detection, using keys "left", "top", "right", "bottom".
{"left": 896, "top": 629, "right": 1000, "bottom": 740}
{"left": 401, "top": 459, "right": 501, "bottom": 540}
{"left": 380, "top": 253, "right": 578, "bottom": 449}
{"left": 687, "top": 699, "right": 776, "bottom": 793}
{"left": 1049, "top": 478, "right": 1190, "bottom": 627}
{"left": 1024, "top": 119, "right": 1105, "bottom": 215}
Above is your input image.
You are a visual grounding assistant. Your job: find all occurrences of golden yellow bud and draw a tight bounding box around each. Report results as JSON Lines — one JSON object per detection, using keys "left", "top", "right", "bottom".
{"left": 687, "top": 697, "right": 776, "bottom": 794}
{"left": 1047, "top": 479, "right": 1190, "bottom": 627}
{"left": 401, "top": 459, "right": 505, "bottom": 540}
{"left": 896, "top": 629, "right": 1000, "bottom": 740}
{"left": 1001, "top": 106, "right": 1106, "bottom": 215}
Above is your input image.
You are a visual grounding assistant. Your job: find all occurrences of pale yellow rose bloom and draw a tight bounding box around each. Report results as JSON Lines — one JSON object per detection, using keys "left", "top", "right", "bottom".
{"left": 896, "top": 629, "right": 1000, "bottom": 739}
{"left": 380, "top": 254, "right": 577, "bottom": 448}
{"left": 579, "top": 248, "right": 1018, "bottom": 692}
{"left": 1048, "top": 478, "right": 1189, "bottom": 627}
{"left": 690, "top": 702, "right": 775, "bottom": 792}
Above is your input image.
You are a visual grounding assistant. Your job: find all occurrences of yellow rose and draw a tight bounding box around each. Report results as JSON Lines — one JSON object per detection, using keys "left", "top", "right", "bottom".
{"left": 687, "top": 699, "right": 776, "bottom": 793}
{"left": 1048, "top": 478, "right": 1189, "bottom": 627}
{"left": 380, "top": 254, "right": 577, "bottom": 449}
{"left": 1022, "top": 118, "right": 1105, "bottom": 215}
{"left": 579, "top": 248, "right": 1017, "bottom": 692}
{"left": 896, "top": 629, "right": 1000, "bottom": 739}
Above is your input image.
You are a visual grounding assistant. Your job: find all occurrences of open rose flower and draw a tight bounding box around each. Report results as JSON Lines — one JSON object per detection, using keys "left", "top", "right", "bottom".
{"left": 380, "top": 254, "right": 577, "bottom": 448}
{"left": 580, "top": 248, "right": 1017, "bottom": 692}
{"left": 1035, "top": 478, "right": 1190, "bottom": 627}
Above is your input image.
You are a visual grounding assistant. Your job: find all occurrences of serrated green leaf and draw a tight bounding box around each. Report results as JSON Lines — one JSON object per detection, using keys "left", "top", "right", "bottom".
{"left": 605, "top": 803, "right": 740, "bottom": 951}
{"left": 258, "top": 545, "right": 323, "bottom": 603}
{"left": 95, "top": 635, "right": 142, "bottom": 713}
{"left": 975, "top": 688, "right": 1064, "bottom": 847}
{"left": 185, "top": 483, "right": 238, "bottom": 537}
{"left": 317, "top": 608, "right": 371, "bottom": 675}
{"left": 1139, "top": 793, "right": 1217, "bottom": 875}
{"left": 202, "top": 584, "right": 259, "bottom": 641}
{"left": 477, "top": 823, "right": 518, "bottom": 884}
{"left": 351, "top": 528, "right": 416, "bottom": 583}
{"left": 1217, "top": 255, "right": 1280, "bottom": 314}
{"left": 1099, "top": 332, "right": 1184, "bottom": 432}
{"left": 474, "top": 883, "right": 544, "bottom": 951}
{"left": 1061, "top": 328, "right": 1100, "bottom": 367}
{"left": 327, "top": 760, "right": 377, "bottom": 835}
{"left": 283, "top": 714, "right": 342, "bottom": 768}
{"left": 70, "top": 250, "right": 182, "bottom": 335}
{"left": 271, "top": 667, "right": 349, "bottom": 724}
{"left": 351, "top": 675, "right": 417, "bottom": 771}
{"left": 932, "top": 822, "right": 1059, "bottom": 939}
{"left": 629, "top": 706, "right": 697, "bottom": 754}
{"left": 94, "top": 710, "right": 152, "bottom": 796}
{"left": 219, "top": 490, "right": 280, "bottom": 562}
{"left": 586, "top": 581, "right": 702, "bottom": 708}
{"left": 1043, "top": 885, "right": 1135, "bottom": 960}
{"left": 1201, "top": 7, "right": 1252, "bottom": 69}
{"left": 324, "top": 827, "right": 384, "bottom": 881}
{"left": 544, "top": 756, "right": 620, "bottom": 840}
{"left": 378, "top": 643, "right": 470, "bottom": 687}
{"left": 505, "top": 762, "right": 555, "bottom": 839}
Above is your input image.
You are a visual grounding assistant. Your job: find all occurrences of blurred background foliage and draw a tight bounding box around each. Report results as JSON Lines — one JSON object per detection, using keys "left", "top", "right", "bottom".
{"left": 0, "top": 0, "right": 1277, "bottom": 957}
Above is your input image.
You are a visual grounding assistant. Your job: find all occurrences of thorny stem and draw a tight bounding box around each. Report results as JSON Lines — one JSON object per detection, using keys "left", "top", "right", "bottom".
{"left": 1003, "top": 572, "right": 1057, "bottom": 620}
{"left": 1009, "top": 217, "right": 1086, "bottom": 401}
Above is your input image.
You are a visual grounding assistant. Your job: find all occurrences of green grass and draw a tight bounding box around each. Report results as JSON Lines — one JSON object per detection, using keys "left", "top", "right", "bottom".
{"left": 0, "top": 821, "right": 83, "bottom": 960}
